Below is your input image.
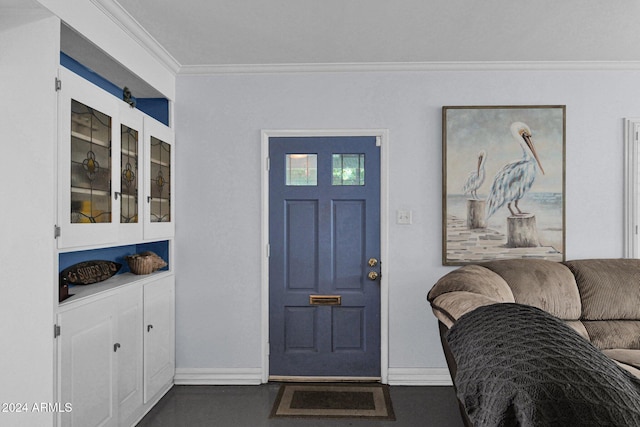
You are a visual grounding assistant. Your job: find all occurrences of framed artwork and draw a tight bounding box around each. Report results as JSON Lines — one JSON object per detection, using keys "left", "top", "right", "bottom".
{"left": 442, "top": 105, "right": 566, "bottom": 265}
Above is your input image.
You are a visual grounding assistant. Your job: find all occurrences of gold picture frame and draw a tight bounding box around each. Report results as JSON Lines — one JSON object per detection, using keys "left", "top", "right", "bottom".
{"left": 442, "top": 105, "right": 566, "bottom": 265}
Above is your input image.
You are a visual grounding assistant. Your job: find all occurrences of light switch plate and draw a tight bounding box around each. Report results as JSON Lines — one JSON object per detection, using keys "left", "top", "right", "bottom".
{"left": 397, "top": 210, "right": 412, "bottom": 225}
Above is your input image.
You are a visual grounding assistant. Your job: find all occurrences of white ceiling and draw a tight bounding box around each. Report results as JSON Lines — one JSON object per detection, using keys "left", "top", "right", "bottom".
{"left": 113, "top": 0, "right": 640, "bottom": 69}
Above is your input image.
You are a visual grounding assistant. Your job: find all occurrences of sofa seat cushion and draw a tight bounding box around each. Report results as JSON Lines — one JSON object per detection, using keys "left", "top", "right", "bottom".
{"left": 481, "top": 259, "right": 581, "bottom": 320}
{"left": 564, "top": 320, "right": 590, "bottom": 341}
{"left": 565, "top": 259, "right": 640, "bottom": 320}
{"left": 583, "top": 321, "right": 640, "bottom": 350}
{"left": 603, "top": 349, "right": 640, "bottom": 371}
{"left": 615, "top": 362, "right": 640, "bottom": 381}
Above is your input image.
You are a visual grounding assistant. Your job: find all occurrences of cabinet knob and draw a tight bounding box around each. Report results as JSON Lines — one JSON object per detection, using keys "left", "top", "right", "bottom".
{"left": 113, "top": 343, "right": 121, "bottom": 352}
{"left": 147, "top": 324, "right": 153, "bottom": 332}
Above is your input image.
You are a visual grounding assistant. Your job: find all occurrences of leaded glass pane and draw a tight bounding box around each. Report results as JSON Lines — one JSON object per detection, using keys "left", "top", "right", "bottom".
{"left": 286, "top": 154, "right": 317, "bottom": 186}
{"left": 121, "top": 124, "right": 138, "bottom": 223}
{"left": 332, "top": 154, "right": 365, "bottom": 186}
{"left": 150, "top": 136, "right": 171, "bottom": 223}
{"left": 70, "top": 99, "right": 112, "bottom": 223}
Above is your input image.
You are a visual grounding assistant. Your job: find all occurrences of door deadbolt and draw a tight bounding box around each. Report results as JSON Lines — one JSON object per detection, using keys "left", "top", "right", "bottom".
{"left": 368, "top": 258, "right": 378, "bottom": 267}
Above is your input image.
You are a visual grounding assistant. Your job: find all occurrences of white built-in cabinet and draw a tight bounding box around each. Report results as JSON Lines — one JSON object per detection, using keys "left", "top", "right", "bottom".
{"left": 56, "top": 67, "right": 175, "bottom": 249}
{"left": 55, "top": 67, "right": 175, "bottom": 426}
{"left": 57, "top": 275, "right": 174, "bottom": 427}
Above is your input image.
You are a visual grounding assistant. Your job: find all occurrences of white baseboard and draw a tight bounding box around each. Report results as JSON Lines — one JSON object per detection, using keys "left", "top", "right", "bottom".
{"left": 387, "top": 368, "right": 453, "bottom": 386}
{"left": 174, "top": 367, "right": 452, "bottom": 386}
{"left": 174, "top": 368, "right": 263, "bottom": 385}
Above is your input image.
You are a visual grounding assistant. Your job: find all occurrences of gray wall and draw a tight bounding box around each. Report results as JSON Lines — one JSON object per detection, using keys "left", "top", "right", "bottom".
{"left": 175, "top": 68, "right": 634, "bottom": 381}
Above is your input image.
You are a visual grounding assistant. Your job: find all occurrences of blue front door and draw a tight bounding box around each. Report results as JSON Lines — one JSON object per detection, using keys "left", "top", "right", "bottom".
{"left": 269, "top": 136, "right": 381, "bottom": 377}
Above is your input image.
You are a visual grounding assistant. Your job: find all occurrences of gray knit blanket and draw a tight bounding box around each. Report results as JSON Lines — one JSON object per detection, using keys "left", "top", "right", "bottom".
{"left": 446, "top": 303, "right": 640, "bottom": 426}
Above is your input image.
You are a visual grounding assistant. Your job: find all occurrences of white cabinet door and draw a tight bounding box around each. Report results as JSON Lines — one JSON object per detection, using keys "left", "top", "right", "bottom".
{"left": 143, "top": 116, "right": 175, "bottom": 240}
{"left": 117, "top": 107, "right": 145, "bottom": 244}
{"left": 57, "top": 68, "right": 121, "bottom": 249}
{"left": 116, "top": 286, "right": 143, "bottom": 424}
{"left": 143, "top": 275, "right": 175, "bottom": 402}
{"left": 58, "top": 296, "right": 117, "bottom": 427}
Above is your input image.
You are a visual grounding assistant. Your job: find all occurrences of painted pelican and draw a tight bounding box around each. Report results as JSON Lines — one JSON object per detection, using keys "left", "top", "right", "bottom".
{"left": 462, "top": 150, "right": 486, "bottom": 199}
{"left": 486, "top": 122, "right": 545, "bottom": 219}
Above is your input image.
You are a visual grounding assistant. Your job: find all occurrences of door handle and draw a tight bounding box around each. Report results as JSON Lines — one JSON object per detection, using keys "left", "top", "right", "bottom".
{"left": 367, "top": 257, "right": 381, "bottom": 281}
{"left": 147, "top": 324, "right": 153, "bottom": 332}
{"left": 114, "top": 343, "right": 121, "bottom": 352}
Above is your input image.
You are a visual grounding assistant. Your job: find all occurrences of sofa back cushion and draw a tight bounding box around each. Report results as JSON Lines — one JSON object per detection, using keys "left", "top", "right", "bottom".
{"left": 582, "top": 321, "right": 640, "bottom": 350}
{"left": 481, "top": 259, "right": 581, "bottom": 320}
{"left": 565, "top": 259, "right": 640, "bottom": 320}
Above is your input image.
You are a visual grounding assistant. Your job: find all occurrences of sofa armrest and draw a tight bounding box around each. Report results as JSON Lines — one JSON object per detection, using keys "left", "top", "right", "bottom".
{"left": 428, "top": 264, "right": 515, "bottom": 303}
{"left": 431, "top": 291, "right": 504, "bottom": 327}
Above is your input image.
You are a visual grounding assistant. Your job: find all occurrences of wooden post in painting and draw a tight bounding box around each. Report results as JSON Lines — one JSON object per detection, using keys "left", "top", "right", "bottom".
{"left": 507, "top": 214, "right": 540, "bottom": 247}
{"left": 466, "top": 199, "right": 487, "bottom": 229}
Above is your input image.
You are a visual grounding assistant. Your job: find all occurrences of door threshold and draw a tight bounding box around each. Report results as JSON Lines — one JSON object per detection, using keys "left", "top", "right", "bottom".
{"left": 269, "top": 376, "right": 382, "bottom": 383}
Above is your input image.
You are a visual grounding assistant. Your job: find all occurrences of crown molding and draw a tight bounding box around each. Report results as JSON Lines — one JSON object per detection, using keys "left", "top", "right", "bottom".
{"left": 178, "top": 60, "right": 640, "bottom": 75}
{"left": 90, "top": 0, "right": 181, "bottom": 74}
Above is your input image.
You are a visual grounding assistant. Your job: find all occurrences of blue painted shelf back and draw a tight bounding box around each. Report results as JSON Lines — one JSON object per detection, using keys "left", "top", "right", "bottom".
{"left": 59, "top": 241, "right": 170, "bottom": 275}
{"left": 60, "top": 52, "right": 169, "bottom": 126}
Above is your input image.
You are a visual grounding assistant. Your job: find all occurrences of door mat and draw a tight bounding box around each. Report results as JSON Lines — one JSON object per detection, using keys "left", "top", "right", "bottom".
{"left": 270, "top": 383, "right": 395, "bottom": 420}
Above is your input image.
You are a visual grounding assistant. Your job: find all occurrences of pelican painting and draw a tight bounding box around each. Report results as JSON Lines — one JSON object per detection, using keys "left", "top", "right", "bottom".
{"left": 462, "top": 150, "right": 486, "bottom": 199}
{"left": 442, "top": 105, "right": 565, "bottom": 265}
{"left": 486, "top": 122, "right": 545, "bottom": 219}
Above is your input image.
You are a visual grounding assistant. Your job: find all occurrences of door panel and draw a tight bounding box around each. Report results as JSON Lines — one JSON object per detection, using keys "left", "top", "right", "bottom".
{"left": 286, "top": 200, "right": 318, "bottom": 290}
{"left": 333, "top": 306, "right": 365, "bottom": 351}
{"left": 333, "top": 200, "right": 365, "bottom": 289}
{"left": 284, "top": 307, "right": 318, "bottom": 352}
{"left": 269, "top": 136, "right": 380, "bottom": 377}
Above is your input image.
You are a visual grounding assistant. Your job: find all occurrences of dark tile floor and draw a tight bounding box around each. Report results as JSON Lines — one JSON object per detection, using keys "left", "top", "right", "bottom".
{"left": 136, "top": 383, "right": 465, "bottom": 427}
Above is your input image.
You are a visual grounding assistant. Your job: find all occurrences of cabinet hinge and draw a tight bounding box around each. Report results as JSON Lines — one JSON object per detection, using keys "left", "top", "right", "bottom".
{"left": 266, "top": 157, "right": 270, "bottom": 171}
{"left": 55, "top": 77, "right": 62, "bottom": 92}
{"left": 54, "top": 324, "right": 61, "bottom": 338}
{"left": 54, "top": 225, "right": 61, "bottom": 239}
{"left": 266, "top": 244, "right": 270, "bottom": 258}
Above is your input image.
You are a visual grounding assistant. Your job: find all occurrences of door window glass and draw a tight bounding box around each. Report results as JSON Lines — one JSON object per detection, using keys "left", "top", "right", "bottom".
{"left": 332, "top": 154, "right": 365, "bottom": 186}
{"left": 286, "top": 154, "right": 317, "bottom": 186}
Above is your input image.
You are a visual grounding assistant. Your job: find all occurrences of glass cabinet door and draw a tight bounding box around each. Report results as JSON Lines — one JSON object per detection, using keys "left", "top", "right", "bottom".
{"left": 70, "top": 99, "right": 112, "bottom": 224}
{"left": 120, "top": 124, "right": 139, "bottom": 224}
{"left": 149, "top": 136, "right": 171, "bottom": 223}
{"left": 118, "top": 107, "right": 144, "bottom": 243}
{"left": 58, "top": 68, "right": 120, "bottom": 248}
{"left": 143, "top": 116, "right": 175, "bottom": 239}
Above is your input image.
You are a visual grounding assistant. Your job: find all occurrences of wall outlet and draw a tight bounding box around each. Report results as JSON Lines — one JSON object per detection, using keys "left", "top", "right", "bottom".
{"left": 397, "top": 209, "right": 412, "bottom": 225}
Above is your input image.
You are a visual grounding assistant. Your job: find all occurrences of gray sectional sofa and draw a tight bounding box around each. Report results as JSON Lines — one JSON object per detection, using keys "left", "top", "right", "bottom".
{"left": 428, "top": 258, "right": 640, "bottom": 425}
